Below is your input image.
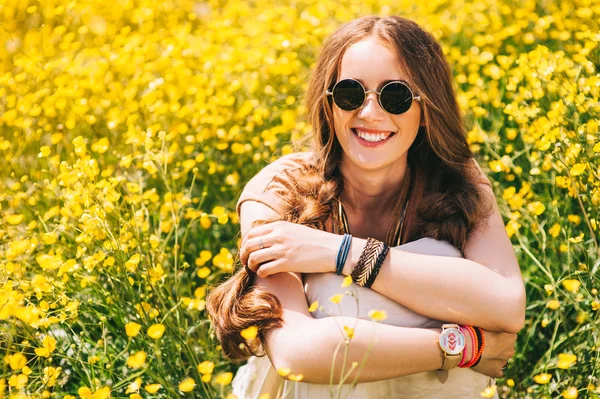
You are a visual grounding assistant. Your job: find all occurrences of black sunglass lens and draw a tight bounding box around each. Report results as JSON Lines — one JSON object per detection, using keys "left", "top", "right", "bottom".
{"left": 380, "top": 82, "right": 413, "bottom": 114}
{"left": 333, "top": 79, "right": 364, "bottom": 111}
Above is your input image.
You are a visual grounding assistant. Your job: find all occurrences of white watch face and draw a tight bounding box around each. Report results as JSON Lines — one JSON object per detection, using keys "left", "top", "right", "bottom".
{"left": 439, "top": 328, "right": 466, "bottom": 355}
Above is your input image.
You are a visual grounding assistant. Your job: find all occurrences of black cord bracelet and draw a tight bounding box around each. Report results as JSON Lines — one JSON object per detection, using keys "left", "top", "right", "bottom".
{"left": 364, "top": 243, "right": 389, "bottom": 289}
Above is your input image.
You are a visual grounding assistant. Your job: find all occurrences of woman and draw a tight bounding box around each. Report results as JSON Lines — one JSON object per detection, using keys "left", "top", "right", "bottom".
{"left": 206, "top": 15, "right": 525, "bottom": 398}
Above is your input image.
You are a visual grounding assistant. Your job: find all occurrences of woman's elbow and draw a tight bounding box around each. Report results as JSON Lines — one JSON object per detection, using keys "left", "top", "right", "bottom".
{"left": 265, "top": 325, "right": 337, "bottom": 384}
{"left": 268, "top": 346, "right": 328, "bottom": 384}
{"left": 502, "top": 284, "right": 526, "bottom": 334}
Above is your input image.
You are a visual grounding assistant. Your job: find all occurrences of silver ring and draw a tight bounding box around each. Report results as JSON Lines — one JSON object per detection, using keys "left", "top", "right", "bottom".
{"left": 259, "top": 237, "right": 264, "bottom": 249}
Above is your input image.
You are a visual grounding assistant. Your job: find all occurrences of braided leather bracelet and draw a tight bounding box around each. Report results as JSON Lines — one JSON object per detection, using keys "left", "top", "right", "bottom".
{"left": 365, "top": 244, "right": 389, "bottom": 288}
{"left": 351, "top": 238, "right": 386, "bottom": 287}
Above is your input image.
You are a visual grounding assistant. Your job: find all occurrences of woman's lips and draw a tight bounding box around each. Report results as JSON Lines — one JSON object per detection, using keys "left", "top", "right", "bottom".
{"left": 351, "top": 128, "right": 396, "bottom": 147}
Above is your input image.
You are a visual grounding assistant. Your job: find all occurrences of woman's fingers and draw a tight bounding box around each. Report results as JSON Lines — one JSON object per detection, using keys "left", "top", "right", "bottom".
{"left": 240, "top": 234, "right": 274, "bottom": 266}
{"left": 240, "top": 223, "right": 283, "bottom": 265}
{"left": 241, "top": 221, "right": 281, "bottom": 247}
{"left": 471, "top": 330, "right": 517, "bottom": 378}
{"left": 246, "top": 245, "right": 280, "bottom": 273}
{"left": 255, "top": 259, "right": 285, "bottom": 278}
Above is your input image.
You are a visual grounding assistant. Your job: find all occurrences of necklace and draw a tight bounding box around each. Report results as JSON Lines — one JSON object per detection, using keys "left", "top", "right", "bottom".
{"left": 336, "top": 163, "right": 413, "bottom": 247}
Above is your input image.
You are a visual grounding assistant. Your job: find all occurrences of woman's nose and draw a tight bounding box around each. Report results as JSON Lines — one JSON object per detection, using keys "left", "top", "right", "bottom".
{"left": 357, "top": 92, "right": 385, "bottom": 121}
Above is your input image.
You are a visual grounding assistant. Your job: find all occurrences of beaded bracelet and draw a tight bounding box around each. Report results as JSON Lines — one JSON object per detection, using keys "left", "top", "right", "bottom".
{"left": 471, "top": 327, "right": 485, "bottom": 367}
{"left": 335, "top": 234, "right": 352, "bottom": 275}
{"left": 351, "top": 238, "right": 385, "bottom": 287}
{"left": 464, "top": 326, "right": 483, "bottom": 368}
{"left": 460, "top": 326, "right": 479, "bottom": 368}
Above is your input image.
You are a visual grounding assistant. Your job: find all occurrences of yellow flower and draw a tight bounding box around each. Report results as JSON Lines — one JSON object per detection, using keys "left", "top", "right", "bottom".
{"left": 91, "top": 138, "right": 109, "bottom": 154}
{"left": 562, "top": 279, "right": 581, "bottom": 292}
{"left": 8, "top": 374, "right": 28, "bottom": 389}
{"left": 93, "top": 387, "right": 110, "bottom": 399}
{"left": 78, "top": 387, "right": 93, "bottom": 399}
{"left": 130, "top": 395, "right": 142, "bottom": 399}
{"left": 34, "top": 336, "right": 57, "bottom": 358}
{"left": 144, "top": 384, "right": 162, "bottom": 394}
{"left": 197, "top": 267, "right": 211, "bottom": 278}
{"left": 592, "top": 301, "right": 600, "bottom": 311}
{"left": 505, "top": 220, "right": 521, "bottom": 238}
{"left": 6, "top": 214, "right": 25, "bottom": 225}
{"left": 562, "top": 386, "right": 578, "bottom": 398}
{"left": 368, "top": 309, "right": 388, "bottom": 322}
{"left": 308, "top": 301, "right": 319, "bottom": 312}
{"left": 288, "top": 374, "right": 304, "bottom": 382}
{"left": 277, "top": 368, "right": 291, "bottom": 377}
{"left": 125, "top": 378, "right": 142, "bottom": 394}
{"left": 215, "top": 372, "right": 233, "bottom": 385}
{"left": 480, "top": 385, "right": 497, "bottom": 398}
{"left": 548, "top": 223, "right": 561, "bottom": 237}
{"left": 557, "top": 353, "right": 577, "bottom": 369}
{"left": 9, "top": 353, "right": 27, "bottom": 370}
{"left": 547, "top": 300, "right": 561, "bottom": 310}
{"left": 178, "top": 378, "right": 196, "bottom": 392}
{"left": 570, "top": 163, "right": 586, "bottom": 176}
{"left": 241, "top": 326, "right": 258, "bottom": 340}
{"left": 39, "top": 146, "right": 51, "bottom": 157}
{"left": 344, "top": 326, "right": 355, "bottom": 339}
{"left": 42, "top": 366, "right": 61, "bottom": 387}
{"left": 533, "top": 373, "right": 552, "bottom": 384}
{"left": 125, "top": 254, "right": 141, "bottom": 273}
{"left": 569, "top": 233, "right": 584, "bottom": 243}
{"left": 329, "top": 294, "right": 344, "bottom": 304}
{"left": 527, "top": 201, "right": 545, "bottom": 215}
{"left": 506, "top": 379, "right": 514, "bottom": 387}
{"left": 201, "top": 373, "right": 212, "bottom": 382}
{"left": 147, "top": 323, "right": 165, "bottom": 339}
{"left": 541, "top": 318, "right": 550, "bottom": 327}
{"left": 36, "top": 254, "right": 63, "bottom": 270}
{"left": 41, "top": 233, "right": 58, "bottom": 245}
{"left": 125, "top": 322, "right": 141, "bottom": 337}
{"left": 197, "top": 361, "right": 215, "bottom": 375}
{"left": 213, "top": 248, "right": 234, "bottom": 272}
{"left": 126, "top": 351, "right": 147, "bottom": 369}
{"left": 341, "top": 275, "right": 353, "bottom": 287}
{"left": 149, "top": 234, "right": 160, "bottom": 249}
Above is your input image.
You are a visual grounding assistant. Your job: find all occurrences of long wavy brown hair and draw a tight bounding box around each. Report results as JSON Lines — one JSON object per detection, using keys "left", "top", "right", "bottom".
{"left": 206, "top": 15, "right": 494, "bottom": 362}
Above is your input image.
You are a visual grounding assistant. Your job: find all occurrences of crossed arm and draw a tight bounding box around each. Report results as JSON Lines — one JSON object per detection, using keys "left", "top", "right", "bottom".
{"left": 239, "top": 199, "right": 521, "bottom": 383}
{"left": 338, "top": 182, "right": 526, "bottom": 334}
{"left": 241, "top": 201, "right": 446, "bottom": 383}
{"left": 241, "top": 181, "right": 526, "bottom": 333}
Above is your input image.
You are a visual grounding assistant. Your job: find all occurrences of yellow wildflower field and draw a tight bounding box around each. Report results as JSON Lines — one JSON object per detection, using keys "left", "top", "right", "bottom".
{"left": 0, "top": 0, "right": 599, "bottom": 398}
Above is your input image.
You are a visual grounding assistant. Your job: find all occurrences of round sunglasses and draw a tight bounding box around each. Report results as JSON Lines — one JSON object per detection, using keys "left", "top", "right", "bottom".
{"left": 325, "top": 78, "right": 422, "bottom": 115}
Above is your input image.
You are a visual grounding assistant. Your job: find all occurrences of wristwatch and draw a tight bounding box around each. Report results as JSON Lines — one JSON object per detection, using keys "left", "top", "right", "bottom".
{"left": 436, "top": 323, "right": 466, "bottom": 384}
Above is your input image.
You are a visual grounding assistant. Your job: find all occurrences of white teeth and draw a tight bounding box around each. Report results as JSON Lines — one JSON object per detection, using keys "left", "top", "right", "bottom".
{"left": 355, "top": 129, "right": 391, "bottom": 143}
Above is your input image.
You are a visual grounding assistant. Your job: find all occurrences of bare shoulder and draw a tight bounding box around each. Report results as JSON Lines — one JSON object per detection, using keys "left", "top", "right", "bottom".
{"left": 236, "top": 152, "right": 315, "bottom": 217}
{"left": 468, "top": 157, "right": 492, "bottom": 187}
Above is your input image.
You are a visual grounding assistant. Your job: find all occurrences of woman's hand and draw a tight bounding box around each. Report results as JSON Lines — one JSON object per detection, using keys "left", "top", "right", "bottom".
{"left": 471, "top": 330, "right": 517, "bottom": 378}
{"left": 239, "top": 221, "right": 342, "bottom": 278}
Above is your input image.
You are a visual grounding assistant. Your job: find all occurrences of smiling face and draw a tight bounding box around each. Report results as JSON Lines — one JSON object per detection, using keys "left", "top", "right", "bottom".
{"left": 332, "top": 37, "right": 423, "bottom": 171}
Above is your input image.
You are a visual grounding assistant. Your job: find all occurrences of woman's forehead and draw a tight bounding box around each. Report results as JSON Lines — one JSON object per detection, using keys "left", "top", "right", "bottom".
{"left": 338, "top": 38, "right": 409, "bottom": 86}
